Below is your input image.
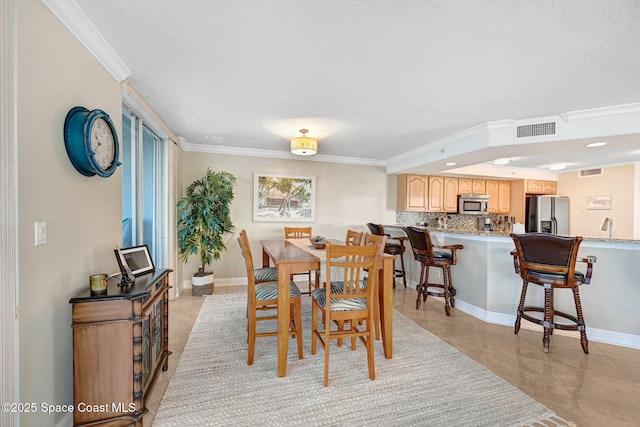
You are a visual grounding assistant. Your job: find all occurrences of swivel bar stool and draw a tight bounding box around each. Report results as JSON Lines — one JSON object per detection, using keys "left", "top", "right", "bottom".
{"left": 403, "top": 226, "right": 463, "bottom": 316}
{"left": 510, "top": 233, "right": 596, "bottom": 353}
{"left": 366, "top": 223, "right": 407, "bottom": 288}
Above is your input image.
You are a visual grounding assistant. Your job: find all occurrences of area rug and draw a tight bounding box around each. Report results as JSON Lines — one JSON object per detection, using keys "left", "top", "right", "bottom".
{"left": 152, "top": 293, "right": 570, "bottom": 426}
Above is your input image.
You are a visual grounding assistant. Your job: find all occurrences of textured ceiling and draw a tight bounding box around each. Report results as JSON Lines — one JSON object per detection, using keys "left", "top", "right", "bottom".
{"left": 73, "top": 0, "right": 640, "bottom": 175}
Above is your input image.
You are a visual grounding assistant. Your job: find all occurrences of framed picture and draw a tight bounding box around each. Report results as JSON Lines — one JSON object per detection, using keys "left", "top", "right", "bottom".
{"left": 253, "top": 172, "right": 316, "bottom": 222}
{"left": 114, "top": 245, "right": 155, "bottom": 277}
{"left": 586, "top": 195, "right": 611, "bottom": 210}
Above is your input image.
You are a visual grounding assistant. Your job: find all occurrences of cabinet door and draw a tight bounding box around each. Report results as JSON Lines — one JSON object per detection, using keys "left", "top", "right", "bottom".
{"left": 485, "top": 180, "right": 499, "bottom": 213}
{"left": 542, "top": 180, "right": 557, "bottom": 194}
{"left": 458, "top": 178, "right": 472, "bottom": 194}
{"left": 526, "top": 180, "right": 543, "bottom": 193}
{"left": 498, "top": 180, "right": 511, "bottom": 213}
{"left": 398, "top": 174, "right": 428, "bottom": 211}
{"left": 428, "top": 176, "right": 444, "bottom": 212}
{"left": 443, "top": 177, "right": 459, "bottom": 212}
{"left": 472, "top": 179, "right": 486, "bottom": 194}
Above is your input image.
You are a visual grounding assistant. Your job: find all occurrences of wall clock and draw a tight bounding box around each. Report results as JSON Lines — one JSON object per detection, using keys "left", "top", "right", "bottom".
{"left": 64, "top": 106, "right": 120, "bottom": 177}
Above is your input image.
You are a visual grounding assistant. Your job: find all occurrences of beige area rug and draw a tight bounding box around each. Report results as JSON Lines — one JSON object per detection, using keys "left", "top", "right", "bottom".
{"left": 152, "top": 293, "right": 570, "bottom": 427}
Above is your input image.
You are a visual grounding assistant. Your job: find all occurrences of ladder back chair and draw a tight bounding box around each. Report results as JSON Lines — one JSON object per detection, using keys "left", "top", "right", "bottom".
{"left": 403, "top": 226, "right": 464, "bottom": 316}
{"left": 311, "top": 242, "right": 380, "bottom": 386}
{"left": 510, "top": 233, "right": 596, "bottom": 353}
{"left": 238, "top": 229, "right": 303, "bottom": 365}
{"left": 283, "top": 226, "right": 317, "bottom": 293}
{"left": 345, "top": 229, "right": 364, "bottom": 246}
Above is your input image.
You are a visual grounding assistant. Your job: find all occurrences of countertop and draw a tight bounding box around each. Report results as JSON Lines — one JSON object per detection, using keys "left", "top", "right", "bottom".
{"left": 384, "top": 225, "right": 640, "bottom": 244}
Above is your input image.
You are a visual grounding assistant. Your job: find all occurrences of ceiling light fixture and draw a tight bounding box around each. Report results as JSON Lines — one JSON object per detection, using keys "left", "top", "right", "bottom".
{"left": 444, "top": 162, "right": 457, "bottom": 166}
{"left": 290, "top": 129, "right": 317, "bottom": 156}
{"left": 548, "top": 163, "right": 566, "bottom": 171}
{"left": 491, "top": 158, "right": 511, "bottom": 166}
{"left": 585, "top": 142, "right": 607, "bottom": 148}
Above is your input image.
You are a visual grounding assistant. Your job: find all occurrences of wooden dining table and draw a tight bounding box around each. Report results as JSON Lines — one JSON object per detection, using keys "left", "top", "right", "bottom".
{"left": 260, "top": 238, "right": 395, "bottom": 377}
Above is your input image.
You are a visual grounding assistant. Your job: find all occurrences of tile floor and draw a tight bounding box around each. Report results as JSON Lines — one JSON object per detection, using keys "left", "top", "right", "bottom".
{"left": 144, "top": 285, "right": 640, "bottom": 427}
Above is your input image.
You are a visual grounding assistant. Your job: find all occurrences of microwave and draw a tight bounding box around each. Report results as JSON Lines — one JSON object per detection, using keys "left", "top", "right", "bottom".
{"left": 458, "top": 194, "right": 489, "bottom": 214}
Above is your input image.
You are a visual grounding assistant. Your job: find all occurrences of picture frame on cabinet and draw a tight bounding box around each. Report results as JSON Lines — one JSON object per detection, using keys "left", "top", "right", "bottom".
{"left": 253, "top": 172, "right": 316, "bottom": 222}
{"left": 115, "top": 244, "right": 155, "bottom": 277}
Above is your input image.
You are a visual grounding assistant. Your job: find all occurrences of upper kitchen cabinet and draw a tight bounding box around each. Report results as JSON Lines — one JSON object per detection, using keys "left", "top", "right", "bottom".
{"left": 458, "top": 178, "right": 486, "bottom": 194}
{"left": 486, "top": 179, "right": 511, "bottom": 213}
{"left": 397, "top": 174, "right": 429, "bottom": 211}
{"left": 428, "top": 176, "right": 458, "bottom": 212}
{"left": 526, "top": 179, "right": 557, "bottom": 194}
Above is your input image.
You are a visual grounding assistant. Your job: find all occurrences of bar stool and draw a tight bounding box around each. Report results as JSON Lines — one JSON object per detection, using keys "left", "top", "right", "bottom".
{"left": 403, "top": 227, "right": 463, "bottom": 316}
{"left": 510, "top": 233, "right": 596, "bottom": 354}
{"left": 366, "top": 223, "right": 407, "bottom": 288}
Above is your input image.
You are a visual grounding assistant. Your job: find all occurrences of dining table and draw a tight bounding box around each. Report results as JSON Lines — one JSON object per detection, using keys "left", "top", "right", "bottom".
{"left": 260, "top": 238, "right": 395, "bottom": 377}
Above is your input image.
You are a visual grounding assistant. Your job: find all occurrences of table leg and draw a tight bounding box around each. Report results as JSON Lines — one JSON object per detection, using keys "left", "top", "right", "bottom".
{"left": 277, "top": 263, "right": 291, "bottom": 377}
{"left": 262, "top": 249, "right": 269, "bottom": 268}
{"left": 378, "top": 256, "right": 394, "bottom": 359}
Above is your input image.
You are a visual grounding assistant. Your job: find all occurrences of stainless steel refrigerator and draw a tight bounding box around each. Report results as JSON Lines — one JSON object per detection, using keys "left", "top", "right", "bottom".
{"left": 525, "top": 195, "right": 569, "bottom": 234}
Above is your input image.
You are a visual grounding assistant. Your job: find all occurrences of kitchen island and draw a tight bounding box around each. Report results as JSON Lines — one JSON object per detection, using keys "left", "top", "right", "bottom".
{"left": 387, "top": 226, "right": 640, "bottom": 349}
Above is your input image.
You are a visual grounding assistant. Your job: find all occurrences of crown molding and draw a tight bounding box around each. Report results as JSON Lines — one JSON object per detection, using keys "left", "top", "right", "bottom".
{"left": 41, "top": 0, "right": 130, "bottom": 82}
{"left": 560, "top": 102, "right": 640, "bottom": 123}
{"left": 179, "top": 139, "right": 386, "bottom": 167}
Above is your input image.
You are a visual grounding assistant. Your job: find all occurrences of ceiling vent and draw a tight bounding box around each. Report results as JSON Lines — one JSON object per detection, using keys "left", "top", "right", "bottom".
{"left": 516, "top": 122, "right": 556, "bottom": 138}
{"left": 578, "top": 168, "right": 603, "bottom": 178}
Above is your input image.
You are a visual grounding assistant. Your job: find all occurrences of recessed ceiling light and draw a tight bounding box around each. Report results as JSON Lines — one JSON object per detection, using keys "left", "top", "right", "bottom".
{"left": 444, "top": 162, "right": 457, "bottom": 166}
{"left": 491, "top": 158, "right": 511, "bottom": 166}
{"left": 548, "top": 164, "right": 566, "bottom": 170}
{"left": 585, "top": 142, "right": 607, "bottom": 148}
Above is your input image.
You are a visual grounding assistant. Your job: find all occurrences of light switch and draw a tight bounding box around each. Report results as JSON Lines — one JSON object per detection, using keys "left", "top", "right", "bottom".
{"left": 35, "top": 221, "right": 47, "bottom": 246}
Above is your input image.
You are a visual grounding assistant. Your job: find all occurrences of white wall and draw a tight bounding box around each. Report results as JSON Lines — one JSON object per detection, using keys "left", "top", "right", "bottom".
{"left": 17, "top": 2, "right": 123, "bottom": 425}
{"left": 178, "top": 151, "right": 396, "bottom": 284}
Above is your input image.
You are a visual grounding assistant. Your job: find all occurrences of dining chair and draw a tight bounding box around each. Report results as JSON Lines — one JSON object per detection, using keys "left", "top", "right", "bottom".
{"left": 510, "top": 233, "right": 596, "bottom": 353}
{"left": 345, "top": 229, "right": 363, "bottom": 246}
{"left": 403, "top": 226, "right": 464, "bottom": 316}
{"left": 284, "top": 226, "right": 317, "bottom": 293}
{"left": 238, "top": 229, "right": 303, "bottom": 365}
{"left": 311, "top": 242, "right": 380, "bottom": 386}
{"left": 362, "top": 233, "right": 387, "bottom": 340}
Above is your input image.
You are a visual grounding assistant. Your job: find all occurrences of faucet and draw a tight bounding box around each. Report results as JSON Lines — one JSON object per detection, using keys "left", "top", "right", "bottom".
{"left": 601, "top": 217, "right": 614, "bottom": 239}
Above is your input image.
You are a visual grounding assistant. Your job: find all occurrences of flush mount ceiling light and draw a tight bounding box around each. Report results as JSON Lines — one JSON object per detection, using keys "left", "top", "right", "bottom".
{"left": 491, "top": 158, "right": 512, "bottom": 166}
{"left": 290, "top": 129, "right": 317, "bottom": 156}
{"left": 444, "top": 162, "right": 457, "bottom": 166}
{"left": 548, "top": 163, "right": 567, "bottom": 170}
{"left": 585, "top": 141, "right": 607, "bottom": 148}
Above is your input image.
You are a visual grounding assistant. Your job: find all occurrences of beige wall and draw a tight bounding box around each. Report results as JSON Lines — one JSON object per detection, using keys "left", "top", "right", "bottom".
{"left": 558, "top": 164, "right": 635, "bottom": 239}
{"left": 179, "top": 152, "right": 396, "bottom": 284}
{"left": 18, "top": 1, "right": 123, "bottom": 425}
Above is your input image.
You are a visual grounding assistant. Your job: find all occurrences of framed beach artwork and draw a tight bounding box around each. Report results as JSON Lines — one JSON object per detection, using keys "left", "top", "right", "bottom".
{"left": 253, "top": 173, "right": 316, "bottom": 222}
{"left": 586, "top": 195, "right": 611, "bottom": 210}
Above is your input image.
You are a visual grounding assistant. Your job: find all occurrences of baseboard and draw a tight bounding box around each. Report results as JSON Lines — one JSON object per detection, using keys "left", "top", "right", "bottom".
{"left": 182, "top": 277, "right": 247, "bottom": 289}
{"left": 408, "top": 279, "right": 640, "bottom": 350}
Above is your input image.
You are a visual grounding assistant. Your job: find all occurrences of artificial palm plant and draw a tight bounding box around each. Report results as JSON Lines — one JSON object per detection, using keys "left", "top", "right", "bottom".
{"left": 177, "top": 169, "right": 236, "bottom": 277}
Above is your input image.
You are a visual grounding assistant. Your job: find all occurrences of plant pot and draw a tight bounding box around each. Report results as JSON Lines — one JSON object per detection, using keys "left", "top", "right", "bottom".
{"left": 192, "top": 272, "right": 214, "bottom": 296}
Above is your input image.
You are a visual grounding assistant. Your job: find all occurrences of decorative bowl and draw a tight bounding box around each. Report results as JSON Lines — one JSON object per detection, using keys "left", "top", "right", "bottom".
{"left": 309, "top": 236, "right": 326, "bottom": 249}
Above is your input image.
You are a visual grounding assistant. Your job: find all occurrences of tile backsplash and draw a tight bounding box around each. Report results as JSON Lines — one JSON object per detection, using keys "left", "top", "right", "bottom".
{"left": 396, "top": 212, "right": 500, "bottom": 231}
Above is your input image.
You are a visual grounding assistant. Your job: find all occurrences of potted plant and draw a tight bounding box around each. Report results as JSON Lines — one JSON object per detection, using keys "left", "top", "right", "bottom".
{"left": 177, "top": 169, "right": 236, "bottom": 295}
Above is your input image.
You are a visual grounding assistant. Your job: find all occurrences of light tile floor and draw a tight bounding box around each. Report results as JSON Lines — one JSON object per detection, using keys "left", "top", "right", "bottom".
{"left": 144, "top": 285, "right": 640, "bottom": 427}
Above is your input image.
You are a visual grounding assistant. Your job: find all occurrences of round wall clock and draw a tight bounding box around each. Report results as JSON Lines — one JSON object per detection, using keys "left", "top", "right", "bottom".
{"left": 64, "top": 106, "right": 121, "bottom": 177}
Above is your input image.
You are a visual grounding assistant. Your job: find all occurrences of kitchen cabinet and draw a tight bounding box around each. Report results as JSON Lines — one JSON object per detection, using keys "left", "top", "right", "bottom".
{"left": 397, "top": 174, "right": 428, "bottom": 211}
{"left": 69, "top": 269, "right": 172, "bottom": 427}
{"left": 428, "top": 176, "right": 458, "bottom": 212}
{"left": 456, "top": 178, "right": 485, "bottom": 195}
{"left": 458, "top": 178, "right": 472, "bottom": 194}
{"left": 526, "top": 179, "right": 557, "bottom": 194}
{"left": 473, "top": 179, "right": 486, "bottom": 194}
{"left": 486, "top": 179, "right": 511, "bottom": 213}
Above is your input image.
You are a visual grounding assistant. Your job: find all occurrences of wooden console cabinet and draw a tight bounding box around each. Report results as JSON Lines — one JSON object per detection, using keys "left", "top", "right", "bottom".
{"left": 69, "top": 269, "right": 172, "bottom": 427}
